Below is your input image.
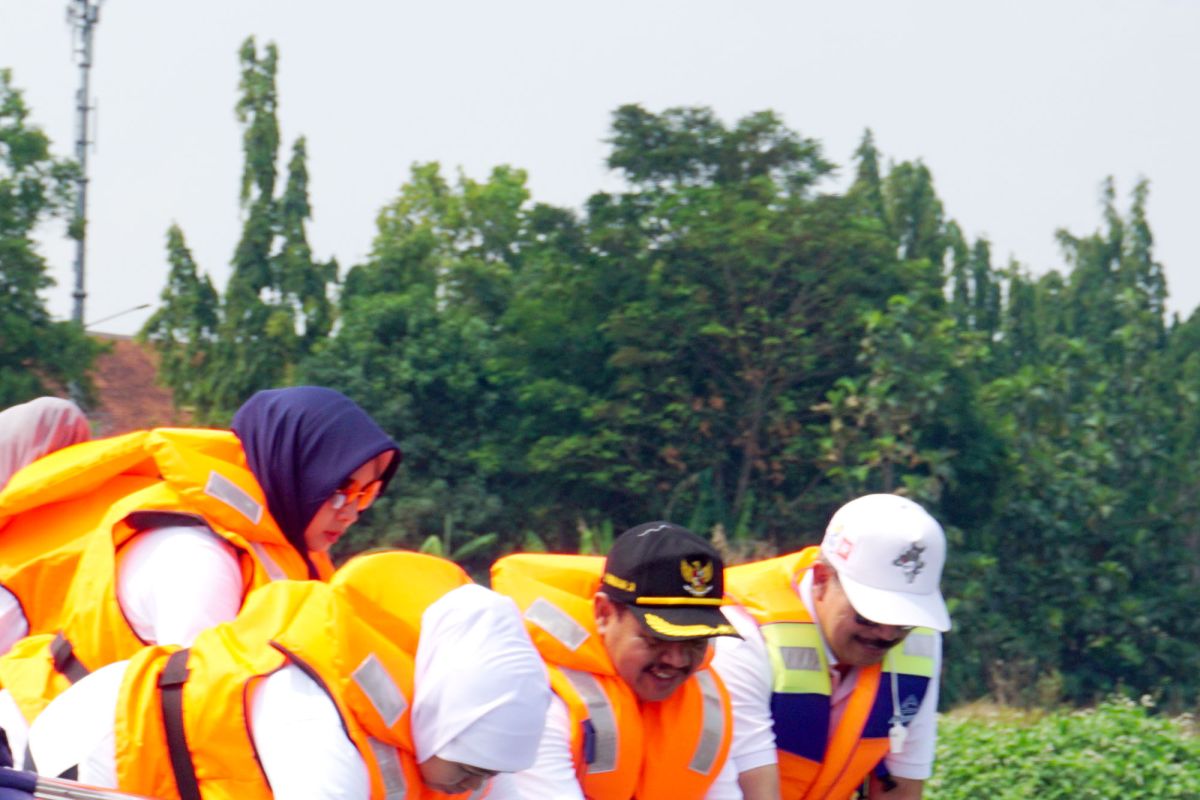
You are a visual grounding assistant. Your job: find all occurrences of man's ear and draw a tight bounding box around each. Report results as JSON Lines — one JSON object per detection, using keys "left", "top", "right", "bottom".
{"left": 594, "top": 591, "right": 617, "bottom": 634}
{"left": 811, "top": 561, "right": 834, "bottom": 601}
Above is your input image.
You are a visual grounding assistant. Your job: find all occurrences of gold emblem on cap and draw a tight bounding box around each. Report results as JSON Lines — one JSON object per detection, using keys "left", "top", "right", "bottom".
{"left": 680, "top": 558, "right": 715, "bottom": 597}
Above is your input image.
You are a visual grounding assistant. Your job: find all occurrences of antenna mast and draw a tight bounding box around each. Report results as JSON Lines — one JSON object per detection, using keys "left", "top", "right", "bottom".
{"left": 67, "top": 0, "right": 101, "bottom": 326}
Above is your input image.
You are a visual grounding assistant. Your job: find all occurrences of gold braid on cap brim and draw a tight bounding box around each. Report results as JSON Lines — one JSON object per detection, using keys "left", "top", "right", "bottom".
{"left": 642, "top": 612, "right": 737, "bottom": 638}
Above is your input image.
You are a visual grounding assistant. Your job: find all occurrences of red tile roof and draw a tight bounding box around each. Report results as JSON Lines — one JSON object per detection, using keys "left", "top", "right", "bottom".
{"left": 86, "top": 334, "right": 192, "bottom": 436}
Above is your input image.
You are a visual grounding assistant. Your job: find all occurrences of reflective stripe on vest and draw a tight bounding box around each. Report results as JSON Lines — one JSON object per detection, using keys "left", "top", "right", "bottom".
{"left": 525, "top": 598, "right": 589, "bottom": 652}
{"left": 248, "top": 542, "right": 287, "bottom": 581}
{"left": 367, "top": 737, "right": 407, "bottom": 800}
{"left": 353, "top": 653, "right": 408, "bottom": 728}
{"left": 559, "top": 668, "right": 618, "bottom": 774}
{"left": 689, "top": 671, "right": 724, "bottom": 775}
{"left": 202, "top": 470, "right": 263, "bottom": 525}
{"left": 888, "top": 630, "right": 937, "bottom": 676}
{"left": 760, "top": 623, "right": 830, "bottom": 696}
{"left": 559, "top": 666, "right": 727, "bottom": 779}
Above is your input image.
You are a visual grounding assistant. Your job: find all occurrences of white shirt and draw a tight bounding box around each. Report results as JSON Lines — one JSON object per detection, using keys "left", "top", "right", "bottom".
{"left": 487, "top": 695, "right": 582, "bottom": 800}
{"left": 116, "top": 525, "right": 244, "bottom": 646}
{"left": 0, "top": 525, "right": 244, "bottom": 766}
{"left": 0, "top": 586, "right": 28, "bottom": 656}
{"left": 28, "top": 661, "right": 369, "bottom": 799}
{"left": 706, "top": 572, "right": 941, "bottom": 798}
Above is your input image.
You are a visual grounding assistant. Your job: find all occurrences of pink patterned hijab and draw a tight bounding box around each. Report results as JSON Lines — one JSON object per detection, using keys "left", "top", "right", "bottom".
{"left": 0, "top": 397, "right": 90, "bottom": 490}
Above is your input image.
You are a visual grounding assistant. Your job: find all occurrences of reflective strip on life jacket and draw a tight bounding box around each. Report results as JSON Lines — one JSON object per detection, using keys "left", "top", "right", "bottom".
{"left": 889, "top": 631, "right": 937, "bottom": 676}
{"left": 366, "top": 736, "right": 407, "bottom": 800}
{"left": 760, "top": 623, "right": 829, "bottom": 695}
{"left": 247, "top": 542, "right": 287, "bottom": 581}
{"left": 558, "top": 667, "right": 618, "bottom": 774}
{"left": 689, "top": 670, "right": 724, "bottom": 775}
{"left": 353, "top": 653, "right": 408, "bottom": 728}
{"left": 525, "top": 598, "right": 589, "bottom": 652}
{"left": 202, "top": 471, "right": 263, "bottom": 525}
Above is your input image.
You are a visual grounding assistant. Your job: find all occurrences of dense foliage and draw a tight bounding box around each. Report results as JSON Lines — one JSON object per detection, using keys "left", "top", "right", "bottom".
{"left": 928, "top": 699, "right": 1200, "bottom": 798}
{"left": 0, "top": 69, "right": 98, "bottom": 404}
{"left": 135, "top": 42, "right": 1200, "bottom": 708}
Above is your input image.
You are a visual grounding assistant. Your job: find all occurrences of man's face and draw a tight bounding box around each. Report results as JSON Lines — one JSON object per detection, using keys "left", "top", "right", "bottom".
{"left": 594, "top": 593, "right": 710, "bottom": 702}
{"left": 812, "top": 562, "right": 912, "bottom": 667}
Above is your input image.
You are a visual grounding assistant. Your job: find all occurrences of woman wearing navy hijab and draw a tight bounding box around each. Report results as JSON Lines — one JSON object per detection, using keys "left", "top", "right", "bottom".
{"left": 233, "top": 386, "right": 401, "bottom": 577}
{"left": 0, "top": 387, "right": 401, "bottom": 762}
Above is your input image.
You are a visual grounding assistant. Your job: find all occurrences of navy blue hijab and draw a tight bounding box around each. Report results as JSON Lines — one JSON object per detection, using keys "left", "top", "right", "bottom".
{"left": 231, "top": 386, "right": 401, "bottom": 568}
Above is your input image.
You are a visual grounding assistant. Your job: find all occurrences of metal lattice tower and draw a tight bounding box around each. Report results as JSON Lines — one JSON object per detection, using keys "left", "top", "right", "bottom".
{"left": 67, "top": 0, "right": 101, "bottom": 326}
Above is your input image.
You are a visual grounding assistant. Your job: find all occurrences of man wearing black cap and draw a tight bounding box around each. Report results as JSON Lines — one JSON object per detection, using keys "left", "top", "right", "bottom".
{"left": 489, "top": 521, "right": 741, "bottom": 800}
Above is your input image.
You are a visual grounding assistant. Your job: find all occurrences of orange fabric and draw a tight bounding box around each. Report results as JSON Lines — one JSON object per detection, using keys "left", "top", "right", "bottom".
{"left": 492, "top": 553, "right": 732, "bottom": 800}
{"left": 0, "top": 432, "right": 154, "bottom": 637}
{"left": 116, "top": 552, "right": 476, "bottom": 800}
{"left": 726, "top": 548, "right": 890, "bottom": 800}
{"left": 0, "top": 428, "right": 320, "bottom": 724}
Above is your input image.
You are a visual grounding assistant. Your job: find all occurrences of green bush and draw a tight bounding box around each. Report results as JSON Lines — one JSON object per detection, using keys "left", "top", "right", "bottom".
{"left": 927, "top": 698, "right": 1200, "bottom": 799}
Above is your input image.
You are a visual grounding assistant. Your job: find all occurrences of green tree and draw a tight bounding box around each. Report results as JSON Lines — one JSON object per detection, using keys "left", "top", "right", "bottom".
{"left": 0, "top": 69, "right": 97, "bottom": 405}
{"left": 303, "top": 162, "right": 551, "bottom": 556}
{"left": 519, "top": 105, "right": 910, "bottom": 543}
{"left": 145, "top": 40, "right": 335, "bottom": 421}
{"left": 138, "top": 225, "right": 219, "bottom": 410}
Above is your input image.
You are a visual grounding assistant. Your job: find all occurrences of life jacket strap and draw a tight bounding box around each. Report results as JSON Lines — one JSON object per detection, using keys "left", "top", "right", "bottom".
{"left": 49, "top": 633, "right": 90, "bottom": 684}
{"left": 157, "top": 648, "right": 200, "bottom": 800}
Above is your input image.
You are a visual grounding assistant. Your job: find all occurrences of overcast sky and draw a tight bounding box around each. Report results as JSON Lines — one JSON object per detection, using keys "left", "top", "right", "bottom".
{"left": 2, "top": 0, "right": 1197, "bottom": 336}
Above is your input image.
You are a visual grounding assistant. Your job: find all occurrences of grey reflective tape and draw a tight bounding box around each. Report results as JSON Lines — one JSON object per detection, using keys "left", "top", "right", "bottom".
{"left": 367, "top": 737, "right": 407, "bottom": 800}
{"left": 525, "top": 598, "right": 589, "bottom": 652}
{"left": 353, "top": 653, "right": 408, "bottom": 728}
{"left": 688, "top": 671, "right": 724, "bottom": 775}
{"left": 248, "top": 542, "right": 287, "bottom": 582}
{"left": 903, "top": 632, "right": 936, "bottom": 659}
{"left": 203, "top": 470, "right": 263, "bottom": 524}
{"left": 559, "top": 668, "right": 618, "bottom": 774}
{"left": 779, "top": 645, "right": 821, "bottom": 672}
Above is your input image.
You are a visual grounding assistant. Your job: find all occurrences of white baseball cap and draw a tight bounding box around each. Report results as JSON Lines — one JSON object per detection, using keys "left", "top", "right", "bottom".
{"left": 820, "top": 494, "right": 951, "bottom": 632}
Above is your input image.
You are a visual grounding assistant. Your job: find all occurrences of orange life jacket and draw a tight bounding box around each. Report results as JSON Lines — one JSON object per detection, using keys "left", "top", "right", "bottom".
{"left": 491, "top": 553, "right": 732, "bottom": 800}
{"left": 725, "top": 548, "right": 938, "bottom": 800}
{"left": 0, "top": 428, "right": 331, "bottom": 724}
{"left": 0, "top": 432, "right": 156, "bottom": 640}
{"left": 115, "top": 551, "right": 484, "bottom": 800}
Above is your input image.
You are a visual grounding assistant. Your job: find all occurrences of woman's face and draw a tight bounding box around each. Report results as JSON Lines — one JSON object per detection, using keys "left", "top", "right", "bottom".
{"left": 302, "top": 450, "right": 395, "bottom": 553}
{"left": 418, "top": 755, "right": 498, "bottom": 795}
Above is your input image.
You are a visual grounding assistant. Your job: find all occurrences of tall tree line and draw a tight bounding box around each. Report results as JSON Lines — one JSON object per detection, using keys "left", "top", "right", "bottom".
{"left": 124, "top": 42, "right": 1200, "bottom": 709}
{"left": 0, "top": 69, "right": 98, "bottom": 403}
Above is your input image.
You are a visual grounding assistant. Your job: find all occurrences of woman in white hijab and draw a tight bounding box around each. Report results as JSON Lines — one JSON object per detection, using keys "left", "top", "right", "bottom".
{"left": 411, "top": 584, "right": 551, "bottom": 793}
{"left": 0, "top": 397, "right": 90, "bottom": 490}
{"left": 26, "top": 579, "right": 551, "bottom": 799}
{"left": 252, "top": 582, "right": 552, "bottom": 797}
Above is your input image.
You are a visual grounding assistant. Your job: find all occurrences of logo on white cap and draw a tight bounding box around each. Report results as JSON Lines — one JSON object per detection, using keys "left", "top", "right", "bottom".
{"left": 892, "top": 543, "right": 926, "bottom": 584}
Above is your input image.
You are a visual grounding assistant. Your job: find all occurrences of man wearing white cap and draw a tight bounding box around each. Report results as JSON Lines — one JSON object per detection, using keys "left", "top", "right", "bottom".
{"left": 709, "top": 494, "right": 952, "bottom": 800}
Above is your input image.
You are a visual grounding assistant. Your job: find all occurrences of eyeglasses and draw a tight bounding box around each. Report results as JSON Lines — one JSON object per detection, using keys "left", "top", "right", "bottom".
{"left": 830, "top": 568, "right": 915, "bottom": 633}
{"left": 329, "top": 479, "right": 383, "bottom": 512}
{"left": 852, "top": 610, "right": 914, "bottom": 634}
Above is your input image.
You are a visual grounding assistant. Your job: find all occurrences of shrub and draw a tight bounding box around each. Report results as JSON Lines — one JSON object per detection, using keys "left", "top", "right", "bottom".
{"left": 927, "top": 698, "right": 1200, "bottom": 799}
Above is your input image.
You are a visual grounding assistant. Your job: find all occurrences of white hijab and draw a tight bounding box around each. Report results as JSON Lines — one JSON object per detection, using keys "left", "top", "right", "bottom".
{"left": 0, "top": 397, "right": 90, "bottom": 489}
{"left": 411, "top": 584, "right": 550, "bottom": 772}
